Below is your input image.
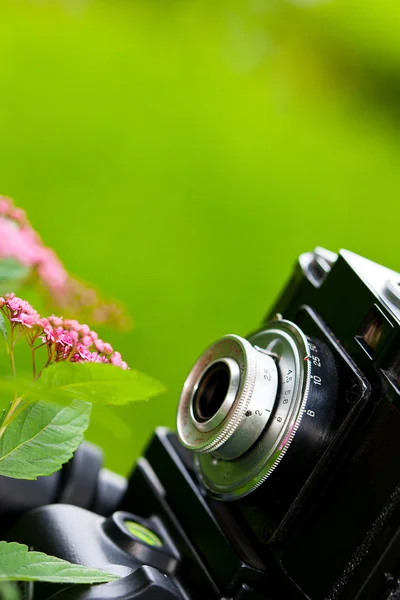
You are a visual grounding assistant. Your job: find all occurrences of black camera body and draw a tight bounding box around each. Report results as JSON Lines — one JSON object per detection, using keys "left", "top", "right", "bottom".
{"left": 4, "top": 248, "right": 400, "bottom": 600}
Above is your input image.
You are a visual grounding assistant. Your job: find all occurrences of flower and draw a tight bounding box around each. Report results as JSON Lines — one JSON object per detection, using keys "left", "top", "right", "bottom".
{"left": 102, "top": 343, "right": 113, "bottom": 355}
{"left": 1, "top": 293, "right": 40, "bottom": 329}
{"left": 40, "top": 318, "right": 129, "bottom": 368}
{"left": 11, "top": 312, "right": 38, "bottom": 328}
{"left": 0, "top": 196, "right": 130, "bottom": 330}
{"left": 0, "top": 293, "right": 129, "bottom": 371}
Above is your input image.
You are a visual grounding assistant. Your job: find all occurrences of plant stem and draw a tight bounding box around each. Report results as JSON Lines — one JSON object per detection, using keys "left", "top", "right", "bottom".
{"left": 32, "top": 346, "right": 36, "bottom": 379}
{"left": 8, "top": 326, "right": 16, "bottom": 382}
{"left": 0, "top": 396, "right": 23, "bottom": 440}
{"left": 0, "top": 326, "right": 19, "bottom": 440}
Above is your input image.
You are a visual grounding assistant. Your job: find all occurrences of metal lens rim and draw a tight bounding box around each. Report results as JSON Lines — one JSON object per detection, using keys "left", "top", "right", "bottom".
{"left": 189, "top": 357, "right": 241, "bottom": 433}
{"left": 176, "top": 334, "right": 255, "bottom": 453}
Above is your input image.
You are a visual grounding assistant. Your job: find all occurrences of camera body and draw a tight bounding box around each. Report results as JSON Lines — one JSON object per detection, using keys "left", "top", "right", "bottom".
{"left": 4, "top": 248, "right": 400, "bottom": 600}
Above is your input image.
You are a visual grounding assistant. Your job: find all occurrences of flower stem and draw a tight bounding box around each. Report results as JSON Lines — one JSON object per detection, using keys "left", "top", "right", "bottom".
{"left": 8, "top": 326, "right": 16, "bottom": 381}
{"left": 0, "top": 326, "right": 19, "bottom": 440}
{"left": 32, "top": 346, "right": 36, "bottom": 379}
{"left": 0, "top": 396, "right": 23, "bottom": 440}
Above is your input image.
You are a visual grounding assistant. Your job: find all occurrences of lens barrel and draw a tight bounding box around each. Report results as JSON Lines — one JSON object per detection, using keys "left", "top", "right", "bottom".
{"left": 177, "top": 319, "right": 337, "bottom": 500}
{"left": 177, "top": 334, "right": 278, "bottom": 460}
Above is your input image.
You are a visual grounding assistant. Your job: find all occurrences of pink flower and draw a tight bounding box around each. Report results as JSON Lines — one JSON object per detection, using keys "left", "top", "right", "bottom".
{"left": 0, "top": 196, "right": 130, "bottom": 330}
{"left": 48, "top": 315, "right": 63, "bottom": 327}
{"left": 110, "top": 352, "right": 122, "bottom": 367}
{"left": 0, "top": 220, "right": 40, "bottom": 266}
{"left": 69, "top": 330, "right": 79, "bottom": 343}
{"left": 10, "top": 208, "right": 27, "bottom": 223}
{"left": 1, "top": 291, "right": 130, "bottom": 370}
{"left": 88, "top": 352, "right": 109, "bottom": 364}
{"left": 63, "top": 319, "right": 80, "bottom": 331}
{"left": 58, "top": 330, "right": 74, "bottom": 347}
{"left": 0, "top": 197, "right": 11, "bottom": 214}
{"left": 81, "top": 335, "right": 93, "bottom": 347}
{"left": 39, "top": 318, "right": 55, "bottom": 341}
{"left": 36, "top": 247, "right": 68, "bottom": 289}
{"left": 76, "top": 344, "right": 91, "bottom": 359}
{"left": 10, "top": 312, "right": 39, "bottom": 328}
{"left": 94, "top": 339, "right": 105, "bottom": 353}
{"left": 7, "top": 296, "right": 24, "bottom": 313}
{"left": 2, "top": 294, "right": 40, "bottom": 329}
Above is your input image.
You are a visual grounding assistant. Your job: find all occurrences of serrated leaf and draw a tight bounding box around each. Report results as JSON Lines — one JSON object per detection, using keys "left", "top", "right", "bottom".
{"left": 0, "top": 313, "right": 8, "bottom": 343}
{"left": 37, "top": 362, "right": 166, "bottom": 406}
{"left": 0, "top": 399, "right": 91, "bottom": 479}
{"left": 0, "top": 542, "right": 118, "bottom": 584}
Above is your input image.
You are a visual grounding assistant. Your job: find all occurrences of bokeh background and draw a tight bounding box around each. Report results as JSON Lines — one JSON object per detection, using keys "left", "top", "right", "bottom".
{"left": 0, "top": 0, "right": 398, "bottom": 474}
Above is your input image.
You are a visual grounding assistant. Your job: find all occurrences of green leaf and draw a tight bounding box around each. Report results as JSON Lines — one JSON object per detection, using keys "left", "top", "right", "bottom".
{"left": 0, "top": 408, "right": 8, "bottom": 427}
{"left": 37, "top": 362, "right": 166, "bottom": 406}
{"left": 0, "top": 542, "right": 118, "bottom": 584}
{"left": 0, "top": 313, "right": 8, "bottom": 343}
{"left": 0, "top": 380, "right": 32, "bottom": 413}
{"left": 0, "top": 400, "right": 91, "bottom": 479}
{"left": 91, "top": 406, "right": 133, "bottom": 442}
{"left": 0, "top": 582, "right": 20, "bottom": 600}
{"left": 0, "top": 259, "right": 30, "bottom": 289}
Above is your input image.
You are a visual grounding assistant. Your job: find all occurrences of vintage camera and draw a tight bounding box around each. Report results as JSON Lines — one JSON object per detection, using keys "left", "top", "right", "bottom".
{"left": 3, "top": 248, "right": 400, "bottom": 600}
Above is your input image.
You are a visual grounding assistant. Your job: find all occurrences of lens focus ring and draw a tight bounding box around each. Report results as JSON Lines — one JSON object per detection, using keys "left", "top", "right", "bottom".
{"left": 177, "top": 335, "right": 278, "bottom": 459}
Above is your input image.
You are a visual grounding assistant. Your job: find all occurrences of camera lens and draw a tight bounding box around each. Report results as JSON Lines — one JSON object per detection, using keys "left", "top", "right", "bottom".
{"left": 192, "top": 361, "right": 230, "bottom": 423}
{"left": 177, "top": 319, "right": 336, "bottom": 500}
{"left": 177, "top": 334, "right": 278, "bottom": 460}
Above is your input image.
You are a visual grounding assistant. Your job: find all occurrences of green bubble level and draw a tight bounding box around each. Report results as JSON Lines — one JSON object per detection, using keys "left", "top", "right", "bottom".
{"left": 124, "top": 521, "right": 163, "bottom": 547}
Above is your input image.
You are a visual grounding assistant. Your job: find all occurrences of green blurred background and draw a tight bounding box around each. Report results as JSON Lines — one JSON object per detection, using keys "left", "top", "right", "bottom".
{"left": 0, "top": 0, "right": 398, "bottom": 474}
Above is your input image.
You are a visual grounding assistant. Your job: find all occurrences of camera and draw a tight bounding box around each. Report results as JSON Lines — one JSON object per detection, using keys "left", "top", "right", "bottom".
{"left": 3, "top": 247, "right": 400, "bottom": 600}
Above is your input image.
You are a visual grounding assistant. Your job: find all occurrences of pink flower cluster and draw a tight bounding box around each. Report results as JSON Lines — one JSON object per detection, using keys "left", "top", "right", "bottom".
{"left": 1, "top": 294, "right": 40, "bottom": 329}
{"left": 0, "top": 198, "right": 68, "bottom": 288}
{"left": 0, "top": 293, "right": 128, "bottom": 370}
{"left": 0, "top": 196, "right": 129, "bottom": 329}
